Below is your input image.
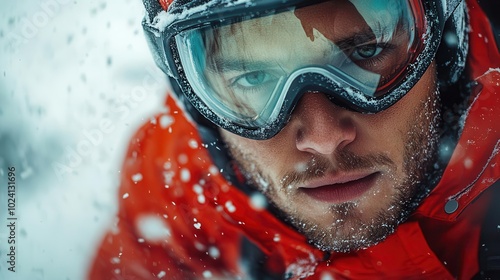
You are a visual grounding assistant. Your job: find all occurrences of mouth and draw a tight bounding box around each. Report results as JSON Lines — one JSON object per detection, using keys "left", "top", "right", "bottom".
{"left": 298, "top": 172, "right": 379, "bottom": 204}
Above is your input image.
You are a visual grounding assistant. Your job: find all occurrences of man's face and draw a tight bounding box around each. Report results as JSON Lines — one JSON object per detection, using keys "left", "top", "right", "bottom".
{"left": 221, "top": 67, "right": 440, "bottom": 252}
{"left": 210, "top": 1, "right": 442, "bottom": 252}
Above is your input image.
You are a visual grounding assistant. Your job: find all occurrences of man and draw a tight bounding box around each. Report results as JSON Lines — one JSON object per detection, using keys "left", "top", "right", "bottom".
{"left": 90, "top": 0, "right": 499, "bottom": 279}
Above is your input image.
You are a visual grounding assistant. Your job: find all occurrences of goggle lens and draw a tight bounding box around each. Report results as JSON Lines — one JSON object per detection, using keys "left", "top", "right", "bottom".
{"left": 173, "top": 0, "right": 425, "bottom": 134}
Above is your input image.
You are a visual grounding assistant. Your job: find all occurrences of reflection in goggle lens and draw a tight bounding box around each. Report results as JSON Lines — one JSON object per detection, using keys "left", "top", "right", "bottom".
{"left": 175, "top": 0, "right": 420, "bottom": 130}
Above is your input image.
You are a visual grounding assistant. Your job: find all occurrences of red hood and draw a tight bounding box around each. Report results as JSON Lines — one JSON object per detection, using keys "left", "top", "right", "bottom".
{"left": 414, "top": 0, "right": 500, "bottom": 221}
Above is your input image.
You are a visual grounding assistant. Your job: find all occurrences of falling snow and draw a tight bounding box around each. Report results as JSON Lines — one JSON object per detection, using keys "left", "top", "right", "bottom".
{"left": 132, "top": 173, "right": 143, "bottom": 183}
{"left": 208, "top": 246, "right": 220, "bottom": 259}
{"left": 193, "top": 218, "right": 202, "bottom": 229}
{"left": 157, "top": 271, "right": 166, "bottom": 278}
{"left": 320, "top": 272, "right": 334, "bottom": 280}
{"left": 202, "top": 270, "right": 213, "bottom": 278}
{"left": 136, "top": 215, "right": 171, "bottom": 242}
{"left": 178, "top": 154, "right": 189, "bottom": 164}
{"left": 188, "top": 139, "right": 199, "bottom": 149}
{"left": 180, "top": 168, "right": 191, "bottom": 182}
{"left": 163, "top": 170, "right": 175, "bottom": 184}
{"left": 225, "top": 200, "right": 236, "bottom": 213}
{"left": 250, "top": 192, "right": 267, "bottom": 210}
{"left": 159, "top": 114, "right": 174, "bottom": 128}
{"left": 464, "top": 158, "right": 473, "bottom": 169}
{"left": 194, "top": 242, "right": 206, "bottom": 251}
{"left": 273, "top": 234, "right": 281, "bottom": 242}
{"left": 193, "top": 184, "right": 203, "bottom": 194}
{"left": 209, "top": 165, "right": 219, "bottom": 175}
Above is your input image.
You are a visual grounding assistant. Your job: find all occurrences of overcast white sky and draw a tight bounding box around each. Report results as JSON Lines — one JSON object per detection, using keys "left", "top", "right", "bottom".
{"left": 0, "top": 1, "right": 168, "bottom": 279}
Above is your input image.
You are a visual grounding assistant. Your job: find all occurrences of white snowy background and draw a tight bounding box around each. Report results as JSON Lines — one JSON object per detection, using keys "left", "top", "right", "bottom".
{"left": 0, "top": 1, "right": 168, "bottom": 279}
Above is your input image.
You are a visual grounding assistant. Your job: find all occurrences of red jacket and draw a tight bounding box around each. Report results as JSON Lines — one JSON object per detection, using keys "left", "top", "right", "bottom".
{"left": 89, "top": 1, "right": 499, "bottom": 279}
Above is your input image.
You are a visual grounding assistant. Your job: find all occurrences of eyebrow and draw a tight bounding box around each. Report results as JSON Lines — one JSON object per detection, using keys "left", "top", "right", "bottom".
{"left": 207, "top": 57, "right": 278, "bottom": 73}
{"left": 333, "top": 27, "right": 377, "bottom": 50}
{"left": 338, "top": 21, "right": 407, "bottom": 49}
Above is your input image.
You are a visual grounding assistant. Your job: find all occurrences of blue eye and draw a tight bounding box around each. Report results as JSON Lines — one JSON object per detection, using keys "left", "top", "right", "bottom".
{"left": 234, "top": 71, "right": 275, "bottom": 88}
{"left": 351, "top": 44, "right": 384, "bottom": 61}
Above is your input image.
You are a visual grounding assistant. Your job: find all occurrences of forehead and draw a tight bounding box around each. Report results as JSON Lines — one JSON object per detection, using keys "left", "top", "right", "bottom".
{"left": 210, "top": 0, "right": 400, "bottom": 49}
{"left": 215, "top": 10, "right": 304, "bottom": 47}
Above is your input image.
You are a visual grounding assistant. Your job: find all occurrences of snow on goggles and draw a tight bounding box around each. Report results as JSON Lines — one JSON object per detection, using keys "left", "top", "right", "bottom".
{"left": 145, "top": 0, "right": 449, "bottom": 140}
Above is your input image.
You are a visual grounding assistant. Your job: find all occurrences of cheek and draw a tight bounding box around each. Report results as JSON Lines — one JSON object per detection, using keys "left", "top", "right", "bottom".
{"left": 365, "top": 64, "right": 437, "bottom": 153}
{"left": 221, "top": 130, "right": 285, "bottom": 171}
{"left": 220, "top": 129, "right": 311, "bottom": 193}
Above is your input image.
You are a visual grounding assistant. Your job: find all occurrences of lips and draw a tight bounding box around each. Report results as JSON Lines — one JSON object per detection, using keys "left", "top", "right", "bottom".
{"left": 299, "top": 172, "right": 379, "bottom": 203}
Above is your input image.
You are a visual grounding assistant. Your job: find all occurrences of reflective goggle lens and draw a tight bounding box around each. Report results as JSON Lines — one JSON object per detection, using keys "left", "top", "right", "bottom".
{"left": 174, "top": 0, "right": 425, "bottom": 131}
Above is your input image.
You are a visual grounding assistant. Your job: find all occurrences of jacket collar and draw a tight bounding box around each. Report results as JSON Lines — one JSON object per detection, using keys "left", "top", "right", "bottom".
{"left": 414, "top": 0, "right": 500, "bottom": 220}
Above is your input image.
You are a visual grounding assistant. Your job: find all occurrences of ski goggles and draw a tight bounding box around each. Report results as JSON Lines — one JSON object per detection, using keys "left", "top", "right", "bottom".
{"left": 144, "top": 0, "right": 457, "bottom": 139}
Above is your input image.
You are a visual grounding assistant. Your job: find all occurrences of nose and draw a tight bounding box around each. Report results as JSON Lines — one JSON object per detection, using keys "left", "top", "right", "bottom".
{"left": 292, "top": 92, "right": 357, "bottom": 155}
